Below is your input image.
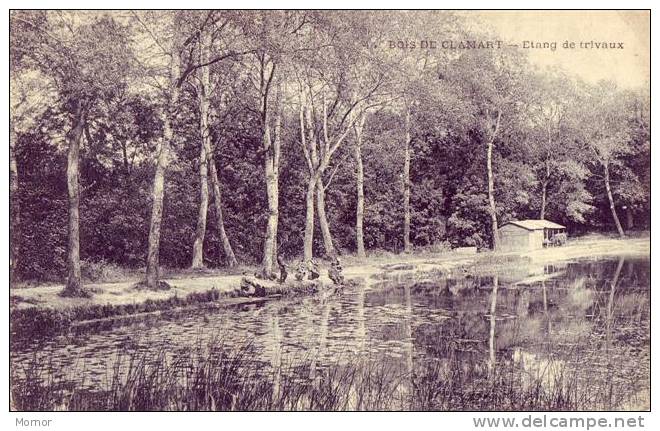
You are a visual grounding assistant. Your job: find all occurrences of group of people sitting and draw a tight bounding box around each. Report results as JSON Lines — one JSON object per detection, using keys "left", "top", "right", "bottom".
{"left": 543, "top": 233, "right": 568, "bottom": 247}
{"left": 276, "top": 255, "right": 344, "bottom": 285}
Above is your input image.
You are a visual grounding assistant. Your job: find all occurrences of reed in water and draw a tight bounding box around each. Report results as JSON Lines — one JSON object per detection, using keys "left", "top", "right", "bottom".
{"left": 11, "top": 337, "right": 642, "bottom": 412}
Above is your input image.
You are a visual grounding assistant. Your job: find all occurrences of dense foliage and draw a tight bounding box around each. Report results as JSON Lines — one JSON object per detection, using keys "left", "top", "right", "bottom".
{"left": 10, "top": 11, "right": 649, "bottom": 282}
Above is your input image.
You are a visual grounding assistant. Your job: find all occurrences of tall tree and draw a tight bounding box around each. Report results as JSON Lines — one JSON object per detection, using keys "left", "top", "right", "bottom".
{"left": 249, "top": 45, "right": 282, "bottom": 277}
{"left": 296, "top": 12, "right": 385, "bottom": 260}
{"left": 191, "top": 13, "right": 240, "bottom": 268}
{"left": 298, "top": 82, "right": 382, "bottom": 260}
{"left": 191, "top": 35, "right": 210, "bottom": 269}
{"left": 11, "top": 11, "right": 131, "bottom": 295}
{"left": 450, "top": 48, "right": 528, "bottom": 249}
{"left": 297, "top": 86, "right": 337, "bottom": 261}
{"left": 139, "top": 12, "right": 183, "bottom": 289}
{"left": 485, "top": 107, "right": 502, "bottom": 249}
{"left": 65, "top": 100, "right": 88, "bottom": 294}
{"left": 137, "top": 11, "right": 248, "bottom": 287}
{"left": 402, "top": 103, "right": 412, "bottom": 253}
{"left": 380, "top": 11, "right": 465, "bottom": 253}
{"left": 527, "top": 73, "right": 593, "bottom": 224}
{"left": 261, "top": 74, "right": 283, "bottom": 276}
{"left": 208, "top": 151, "right": 239, "bottom": 266}
{"left": 353, "top": 112, "right": 367, "bottom": 259}
{"left": 240, "top": 10, "right": 311, "bottom": 276}
{"left": 580, "top": 83, "right": 638, "bottom": 238}
{"left": 612, "top": 90, "right": 650, "bottom": 230}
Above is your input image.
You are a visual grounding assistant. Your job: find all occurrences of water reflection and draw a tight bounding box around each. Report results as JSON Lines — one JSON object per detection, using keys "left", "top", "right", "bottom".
{"left": 309, "top": 298, "right": 332, "bottom": 383}
{"left": 269, "top": 302, "right": 282, "bottom": 401}
{"left": 10, "top": 256, "right": 650, "bottom": 410}
{"left": 542, "top": 281, "right": 551, "bottom": 335}
{"left": 488, "top": 275, "right": 498, "bottom": 377}
{"left": 605, "top": 256, "right": 625, "bottom": 354}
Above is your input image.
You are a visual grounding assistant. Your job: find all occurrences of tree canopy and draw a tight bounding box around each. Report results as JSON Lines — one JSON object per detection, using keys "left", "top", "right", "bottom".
{"left": 10, "top": 10, "right": 649, "bottom": 285}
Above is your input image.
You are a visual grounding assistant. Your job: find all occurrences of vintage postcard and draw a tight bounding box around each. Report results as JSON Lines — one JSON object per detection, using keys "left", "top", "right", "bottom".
{"left": 7, "top": 6, "right": 651, "bottom": 424}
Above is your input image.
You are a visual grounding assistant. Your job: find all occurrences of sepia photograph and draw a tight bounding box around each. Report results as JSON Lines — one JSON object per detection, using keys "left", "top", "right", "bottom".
{"left": 7, "top": 7, "right": 651, "bottom": 418}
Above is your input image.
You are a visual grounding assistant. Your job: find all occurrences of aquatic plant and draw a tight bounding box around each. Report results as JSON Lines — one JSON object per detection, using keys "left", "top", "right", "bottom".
{"left": 10, "top": 339, "right": 642, "bottom": 412}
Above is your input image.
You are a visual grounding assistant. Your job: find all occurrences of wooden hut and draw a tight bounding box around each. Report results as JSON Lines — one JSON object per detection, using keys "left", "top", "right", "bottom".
{"left": 498, "top": 219, "right": 566, "bottom": 252}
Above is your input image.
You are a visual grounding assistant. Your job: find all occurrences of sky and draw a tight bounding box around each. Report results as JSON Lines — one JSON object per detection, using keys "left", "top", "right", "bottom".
{"left": 471, "top": 11, "right": 649, "bottom": 89}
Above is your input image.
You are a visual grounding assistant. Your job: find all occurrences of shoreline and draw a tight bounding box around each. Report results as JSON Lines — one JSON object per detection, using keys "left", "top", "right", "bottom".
{"left": 10, "top": 235, "right": 649, "bottom": 335}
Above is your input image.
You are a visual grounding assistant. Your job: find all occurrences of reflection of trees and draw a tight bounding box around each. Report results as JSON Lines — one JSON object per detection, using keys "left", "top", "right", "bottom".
{"left": 605, "top": 256, "right": 625, "bottom": 354}
{"left": 601, "top": 256, "right": 624, "bottom": 409}
{"left": 488, "top": 275, "right": 499, "bottom": 377}
{"left": 309, "top": 299, "right": 332, "bottom": 383}
{"left": 404, "top": 285, "right": 413, "bottom": 375}
{"left": 516, "top": 288, "right": 530, "bottom": 318}
{"left": 542, "top": 281, "right": 552, "bottom": 336}
{"left": 356, "top": 285, "right": 366, "bottom": 354}
{"left": 347, "top": 286, "right": 367, "bottom": 410}
{"left": 269, "top": 304, "right": 282, "bottom": 402}
{"left": 403, "top": 285, "right": 414, "bottom": 408}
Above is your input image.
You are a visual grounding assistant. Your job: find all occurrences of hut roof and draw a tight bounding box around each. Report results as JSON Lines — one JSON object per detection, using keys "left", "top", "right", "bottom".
{"left": 501, "top": 219, "right": 566, "bottom": 231}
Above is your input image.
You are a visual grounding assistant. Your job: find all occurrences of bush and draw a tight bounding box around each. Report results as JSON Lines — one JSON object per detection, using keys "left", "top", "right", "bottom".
{"left": 81, "top": 259, "right": 128, "bottom": 283}
{"left": 10, "top": 307, "right": 72, "bottom": 337}
{"left": 415, "top": 240, "right": 452, "bottom": 254}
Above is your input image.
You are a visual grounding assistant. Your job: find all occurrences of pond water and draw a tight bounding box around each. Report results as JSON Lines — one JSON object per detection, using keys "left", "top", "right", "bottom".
{"left": 10, "top": 255, "right": 650, "bottom": 410}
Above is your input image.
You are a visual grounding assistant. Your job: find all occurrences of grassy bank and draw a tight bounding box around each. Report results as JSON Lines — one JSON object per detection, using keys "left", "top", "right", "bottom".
{"left": 11, "top": 339, "right": 643, "bottom": 411}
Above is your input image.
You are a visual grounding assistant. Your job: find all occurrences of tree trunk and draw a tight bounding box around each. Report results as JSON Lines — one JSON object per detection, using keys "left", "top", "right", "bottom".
{"left": 487, "top": 137, "right": 499, "bottom": 250}
{"left": 261, "top": 81, "right": 282, "bottom": 276}
{"left": 208, "top": 153, "right": 238, "bottom": 267}
{"left": 316, "top": 178, "right": 336, "bottom": 257}
{"left": 539, "top": 158, "right": 550, "bottom": 219}
{"left": 626, "top": 207, "right": 634, "bottom": 230}
{"left": 487, "top": 110, "right": 502, "bottom": 250}
{"left": 197, "top": 32, "right": 237, "bottom": 268}
{"left": 146, "top": 56, "right": 180, "bottom": 289}
{"left": 191, "top": 103, "right": 209, "bottom": 268}
{"left": 604, "top": 163, "right": 625, "bottom": 238}
{"left": 539, "top": 180, "right": 548, "bottom": 220}
{"left": 10, "top": 127, "right": 19, "bottom": 283}
{"left": 299, "top": 91, "right": 317, "bottom": 263}
{"left": 191, "top": 35, "right": 211, "bottom": 269}
{"left": 199, "top": 32, "right": 238, "bottom": 269}
{"left": 354, "top": 121, "right": 366, "bottom": 259}
{"left": 403, "top": 105, "right": 412, "bottom": 253}
{"left": 303, "top": 174, "right": 317, "bottom": 262}
{"left": 63, "top": 102, "right": 87, "bottom": 296}
{"left": 263, "top": 151, "right": 279, "bottom": 274}
{"left": 145, "top": 121, "right": 171, "bottom": 288}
